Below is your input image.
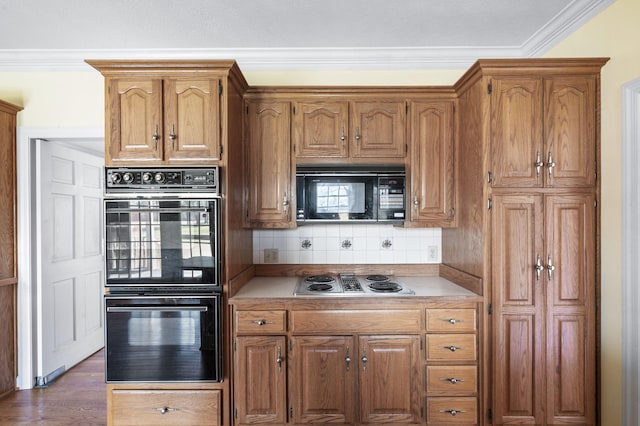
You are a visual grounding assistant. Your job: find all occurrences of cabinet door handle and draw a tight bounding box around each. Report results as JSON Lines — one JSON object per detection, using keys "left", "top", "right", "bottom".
{"left": 345, "top": 346, "right": 351, "bottom": 371}
{"left": 535, "top": 151, "right": 544, "bottom": 177}
{"left": 355, "top": 127, "right": 361, "bottom": 143}
{"left": 547, "top": 151, "right": 556, "bottom": 178}
{"left": 361, "top": 348, "right": 368, "bottom": 371}
{"left": 444, "top": 318, "right": 463, "bottom": 325}
{"left": 535, "top": 254, "right": 544, "bottom": 281}
{"left": 276, "top": 347, "right": 283, "bottom": 372}
{"left": 413, "top": 195, "right": 419, "bottom": 206}
{"left": 443, "top": 345, "right": 463, "bottom": 352}
{"left": 152, "top": 125, "right": 160, "bottom": 147}
{"left": 341, "top": 127, "right": 346, "bottom": 145}
{"left": 547, "top": 254, "right": 555, "bottom": 280}
{"left": 440, "top": 409, "right": 465, "bottom": 416}
{"left": 252, "top": 319, "right": 273, "bottom": 326}
{"left": 169, "top": 123, "right": 177, "bottom": 148}
{"left": 282, "top": 192, "right": 289, "bottom": 215}
{"left": 440, "top": 377, "right": 465, "bottom": 384}
{"left": 155, "top": 407, "right": 177, "bottom": 414}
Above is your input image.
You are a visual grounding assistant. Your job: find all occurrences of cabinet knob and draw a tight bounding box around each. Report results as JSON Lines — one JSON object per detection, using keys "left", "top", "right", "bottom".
{"left": 535, "top": 151, "right": 544, "bottom": 177}
{"left": 413, "top": 196, "right": 419, "bottom": 206}
{"left": 443, "top": 345, "right": 463, "bottom": 352}
{"left": 535, "top": 254, "right": 544, "bottom": 281}
{"left": 440, "top": 377, "right": 464, "bottom": 384}
{"left": 547, "top": 254, "right": 555, "bottom": 280}
{"left": 440, "top": 409, "right": 465, "bottom": 416}
{"left": 155, "top": 407, "right": 177, "bottom": 414}
{"left": 152, "top": 125, "right": 160, "bottom": 146}
{"left": 169, "top": 123, "right": 177, "bottom": 147}
{"left": 547, "top": 151, "right": 556, "bottom": 177}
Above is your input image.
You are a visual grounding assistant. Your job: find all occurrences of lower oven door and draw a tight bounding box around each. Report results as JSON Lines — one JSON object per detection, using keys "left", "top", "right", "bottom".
{"left": 105, "top": 294, "right": 222, "bottom": 383}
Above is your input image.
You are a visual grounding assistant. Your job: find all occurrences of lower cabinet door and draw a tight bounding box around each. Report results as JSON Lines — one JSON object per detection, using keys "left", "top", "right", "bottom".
{"left": 109, "top": 389, "right": 221, "bottom": 426}
{"left": 290, "top": 335, "right": 356, "bottom": 424}
{"left": 359, "top": 335, "right": 422, "bottom": 424}
{"left": 234, "top": 336, "right": 287, "bottom": 425}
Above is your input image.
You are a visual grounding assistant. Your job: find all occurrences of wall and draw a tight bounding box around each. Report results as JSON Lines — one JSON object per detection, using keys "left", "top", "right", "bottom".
{"left": 0, "top": 0, "right": 633, "bottom": 422}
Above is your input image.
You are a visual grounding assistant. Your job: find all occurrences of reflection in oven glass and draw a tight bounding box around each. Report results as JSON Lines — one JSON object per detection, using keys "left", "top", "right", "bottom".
{"left": 128, "top": 316, "right": 196, "bottom": 346}
{"left": 105, "top": 199, "right": 219, "bottom": 286}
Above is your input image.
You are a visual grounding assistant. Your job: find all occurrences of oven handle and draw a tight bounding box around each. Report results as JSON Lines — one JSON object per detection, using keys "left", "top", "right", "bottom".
{"left": 106, "top": 208, "right": 209, "bottom": 214}
{"left": 107, "top": 306, "right": 208, "bottom": 313}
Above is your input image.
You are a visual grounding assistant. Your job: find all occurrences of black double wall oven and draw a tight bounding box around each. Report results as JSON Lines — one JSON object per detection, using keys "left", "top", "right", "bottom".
{"left": 103, "top": 167, "right": 222, "bottom": 383}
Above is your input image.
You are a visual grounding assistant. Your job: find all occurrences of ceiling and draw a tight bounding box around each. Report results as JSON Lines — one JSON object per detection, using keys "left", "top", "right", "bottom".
{"left": 0, "top": 0, "right": 615, "bottom": 71}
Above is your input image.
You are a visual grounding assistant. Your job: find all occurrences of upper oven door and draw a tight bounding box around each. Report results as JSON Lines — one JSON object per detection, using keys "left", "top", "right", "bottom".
{"left": 105, "top": 197, "right": 221, "bottom": 290}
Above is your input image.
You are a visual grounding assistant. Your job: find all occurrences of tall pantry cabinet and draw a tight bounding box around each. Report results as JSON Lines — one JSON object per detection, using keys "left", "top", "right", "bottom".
{"left": 444, "top": 58, "right": 607, "bottom": 425}
{"left": 0, "top": 100, "right": 22, "bottom": 399}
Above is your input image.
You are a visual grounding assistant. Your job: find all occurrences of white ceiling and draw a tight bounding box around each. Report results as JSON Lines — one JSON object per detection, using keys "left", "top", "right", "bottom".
{"left": 0, "top": 0, "right": 615, "bottom": 71}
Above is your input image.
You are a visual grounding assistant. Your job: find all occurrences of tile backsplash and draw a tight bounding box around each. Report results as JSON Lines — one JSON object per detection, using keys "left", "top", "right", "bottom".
{"left": 253, "top": 224, "right": 441, "bottom": 264}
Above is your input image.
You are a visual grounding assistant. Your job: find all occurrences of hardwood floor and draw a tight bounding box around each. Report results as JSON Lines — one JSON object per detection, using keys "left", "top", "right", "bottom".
{"left": 0, "top": 350, "right": 106, "bottom": 425}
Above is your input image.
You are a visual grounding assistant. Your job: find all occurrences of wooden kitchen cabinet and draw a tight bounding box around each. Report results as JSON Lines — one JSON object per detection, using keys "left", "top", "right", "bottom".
{"left": 234, "top": 336, "right": 287, "bottom": 425}
{"left": 292, "top": 98, "right": 406, "bottom": 161}
{"left": 491, "top": 192, "right": 596, "bottom": 425}
{"left": 107, "top": 384, "right": 221, "bottom": 426}
{"left": 0, "top": 100, "right": 22, "bottom": 400}
{"left": 103, "top": 77, "right": 221, "bottom": 164}
{"left": 446, "top": 58, "right": 606, "bottom": 426}
{"left": 490, "top": 75, "right": 596, "bottom": 188}
{"left": 87, "top": 60, "right": 249, "bottom": 166}
{"left": 244, "top": 99, "right": 294, "bottom": 228}
{"left": 407, "top": 100, "right": 456, "bottom": 227}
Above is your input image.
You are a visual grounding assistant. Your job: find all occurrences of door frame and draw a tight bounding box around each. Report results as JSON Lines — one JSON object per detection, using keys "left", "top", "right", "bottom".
{"left": 622, "top": 78, "right": 640, "bottom": 425}
{"left": 15, "top": 126, "right": 103, "bottom": 390}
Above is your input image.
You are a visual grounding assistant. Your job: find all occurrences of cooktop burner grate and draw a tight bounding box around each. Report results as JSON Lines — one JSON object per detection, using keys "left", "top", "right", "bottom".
{"left": 305, "top": 275, "right": 335, "bottom": 284}
{"left": 308, "top": 283, "right": 334, "bottom": 291}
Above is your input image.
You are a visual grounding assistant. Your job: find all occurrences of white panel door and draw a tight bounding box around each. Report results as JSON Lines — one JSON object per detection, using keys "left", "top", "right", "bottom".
{"left": 37, "top": 141, "right": 104, "bottom": 380}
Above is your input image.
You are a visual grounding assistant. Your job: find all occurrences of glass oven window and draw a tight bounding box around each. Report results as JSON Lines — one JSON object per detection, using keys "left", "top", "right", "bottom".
{"left": 105, "top": 296, "right": 221, "bottom": 382}
{"left": 105, "top": 199, "right": 219, "bottom": 287}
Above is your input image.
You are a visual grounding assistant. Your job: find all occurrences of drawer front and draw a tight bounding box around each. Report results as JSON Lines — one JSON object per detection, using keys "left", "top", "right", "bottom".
{"left": 427, "top": 397, "right": 477, "bottom": 424}
{"left": 426, "top": 334, "right": 476, "bottom": 361}
{"left": 426, "top": 366, "right": 477, "bottom": 394}
{"left": 291, "top": 310, "right": 421, "bottom": 333}
{"left": 426, "top": 309, "right": 476, "bottom": 332}
{"left": 110, "top": 389, "right": 220, "bottom": 426}
{"left": 235, "top": 310, "right": 286, "bottom": 334}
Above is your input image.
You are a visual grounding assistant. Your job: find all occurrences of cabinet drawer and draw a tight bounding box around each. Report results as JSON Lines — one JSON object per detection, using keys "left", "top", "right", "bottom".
{"left": 426, "top": 366, "right": 477, "bottom": 394}
{"left": 235, "top": 310, "right": 286, "bottom": 334}
{"left": 427, "top": 397, "right": 477, "bottom": 424}
{"left": 426, "top": 334, "right": 476, "bottom": 361}
{"left": 291, "top": 310, "right": 421, "bottom": 333}
{"left": 426, "top": 309, "right": 476, "bottom": 332}
{"left": 110, "top": 389, "right": 220, "bottom": 426}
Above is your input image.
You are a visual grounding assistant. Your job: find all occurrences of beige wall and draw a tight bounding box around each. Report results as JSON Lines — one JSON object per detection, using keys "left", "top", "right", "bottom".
{"left": 0, "top": 0, "right": 632, "bottom": 423}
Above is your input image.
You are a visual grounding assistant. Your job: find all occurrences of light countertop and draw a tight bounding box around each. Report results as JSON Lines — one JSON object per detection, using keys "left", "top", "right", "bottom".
{"left": 231, "top": 275, "right": 480, "bottom": 300}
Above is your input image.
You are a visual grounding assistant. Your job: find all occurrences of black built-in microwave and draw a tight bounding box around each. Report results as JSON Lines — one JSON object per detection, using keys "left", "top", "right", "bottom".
{"left": 296, "top": 165, "right": 405, "bottom": 223}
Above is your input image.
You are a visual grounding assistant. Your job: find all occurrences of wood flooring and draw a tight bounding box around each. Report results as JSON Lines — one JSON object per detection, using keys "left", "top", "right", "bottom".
{"left": 0, "top": 349, "right": 106, "bottom": 425}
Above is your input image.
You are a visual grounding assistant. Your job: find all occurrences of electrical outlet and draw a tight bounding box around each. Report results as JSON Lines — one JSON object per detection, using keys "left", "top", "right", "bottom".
{"left": 264, "top": 248, "right": 279, "bottom": 263}
{"left": 427, "top": 245, "right": 439, "bottom": 262}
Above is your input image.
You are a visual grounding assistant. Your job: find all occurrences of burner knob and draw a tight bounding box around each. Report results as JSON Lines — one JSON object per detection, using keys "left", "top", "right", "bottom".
{"left": 110, "top": 172, "right": 122, "bottom": 184}
{"left": 154, "top": 172, "right": 165, "bottom": 183}
{"left": 142, "top": 172, "right": 153, "bottom": 183}
{"left": 122, "top": 172, "right": 134, "bottom": 183}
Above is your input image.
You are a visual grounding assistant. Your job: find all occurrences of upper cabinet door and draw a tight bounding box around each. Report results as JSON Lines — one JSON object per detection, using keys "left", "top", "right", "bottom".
{"left": 164, "top": 78, "right": 221, "bottom": 163}
{"left": 490, "top": 75, "right": 597, "bottom": 188}
{"left": 408, "top": 100, "right": 455, "bottom": 226}
{"left": 292, "top": 100, "right": 348, "bottom": 158}
{"left": 107, "top": 78, "right": 164, "bottom": 164}
{"left": 544, "top": 77, "right": 596, "bottom": 187}
{"left": 350, "top": 101, "right": 406, "bottom": 158}
{"left": 245, "top": 100, "right": 294, "bottom": 228}
{"left": 490, "top": 77, "right": 543, "bottom": 188}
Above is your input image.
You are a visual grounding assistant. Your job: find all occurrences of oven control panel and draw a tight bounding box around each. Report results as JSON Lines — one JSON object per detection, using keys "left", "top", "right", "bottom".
{"left": 105, "top": 167, "right": 219, "bottom": 193}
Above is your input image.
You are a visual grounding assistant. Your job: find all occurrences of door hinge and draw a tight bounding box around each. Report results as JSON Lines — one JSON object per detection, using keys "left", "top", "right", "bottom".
{"left": 293, "top": 105, "right": 296, "bottom": 115}
{"left": 405, "top": 144, "right": 408, "bottom": 154}
{"left": 293, "top": 144, "right": 296, "bottom": 154}
{"left": 488, "top": 198, "right": 493, "bottom": 210}
{"left": 289, "top": 407, "right": 293, "bottom": 419}
{"left": 488, "top": 408, "right": 493, "bottom": 421}
{"left": 488, "top": 303, "right": 493, "bottom": 315}
{"left": 420, "top": 337, "right": 424, "bottom": 351}
{"left": 289, "top": 340, "right": 293, "bottom": 351}
{"left": 488, "top": 82, "right": 493, "bottom": 94}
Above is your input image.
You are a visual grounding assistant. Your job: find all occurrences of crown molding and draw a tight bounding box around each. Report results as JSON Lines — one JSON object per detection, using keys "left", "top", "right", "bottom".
{"left": 0, "top": 0, "right": 615, "bottom": 72}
